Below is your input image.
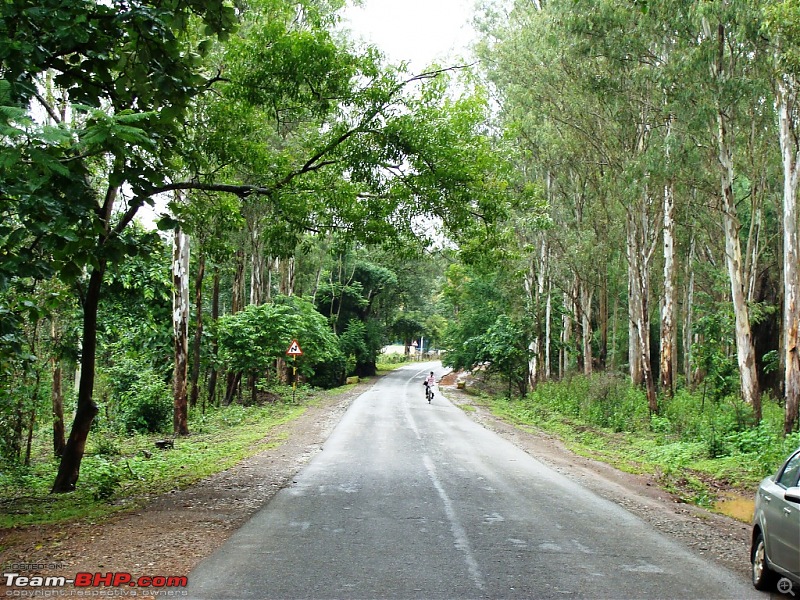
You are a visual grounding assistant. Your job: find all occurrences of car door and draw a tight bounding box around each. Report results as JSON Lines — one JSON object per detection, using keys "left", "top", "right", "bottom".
{"left": 763, "top": 450, "right": 800, "bottom": 577}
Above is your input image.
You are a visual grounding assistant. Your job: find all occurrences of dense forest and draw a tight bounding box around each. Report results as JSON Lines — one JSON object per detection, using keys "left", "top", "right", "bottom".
{"left": 1, "top": 0, "right": 800, "bottom": 504}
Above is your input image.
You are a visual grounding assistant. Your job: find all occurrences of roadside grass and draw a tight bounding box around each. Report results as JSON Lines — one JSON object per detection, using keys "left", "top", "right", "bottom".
{"left": 0, "top": 384, "right": 345, "bottom": 529}
{"left": 464, "top": 374, "right": 800, "bottom": 511}
{"left": 376, "top": 360, "right": 411, "bottom": 373}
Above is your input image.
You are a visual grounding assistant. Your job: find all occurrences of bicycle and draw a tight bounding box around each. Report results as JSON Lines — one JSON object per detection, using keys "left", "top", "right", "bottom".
{"left": 424, "top": 383, "right": 434, "bottom": 403}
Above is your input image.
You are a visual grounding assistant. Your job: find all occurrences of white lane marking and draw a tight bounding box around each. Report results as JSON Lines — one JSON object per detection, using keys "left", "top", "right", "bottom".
{"left": 423, "top": 455, "right": 485, "bottom": 592}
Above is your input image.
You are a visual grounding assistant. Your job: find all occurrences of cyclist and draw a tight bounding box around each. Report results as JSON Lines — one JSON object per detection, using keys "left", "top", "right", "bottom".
{"left": 423, "top": 371, "right": 435, "bottom": 403}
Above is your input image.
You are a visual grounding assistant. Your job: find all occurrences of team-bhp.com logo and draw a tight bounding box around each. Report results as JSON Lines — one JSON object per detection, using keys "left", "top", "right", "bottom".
{"left": 5, "top": 572, "right": 187, "bottom": 589}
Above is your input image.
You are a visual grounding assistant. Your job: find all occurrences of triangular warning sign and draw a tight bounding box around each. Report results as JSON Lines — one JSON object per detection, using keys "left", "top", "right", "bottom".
{"left": 286, "top": 340, "right": 303, "bottom": 356}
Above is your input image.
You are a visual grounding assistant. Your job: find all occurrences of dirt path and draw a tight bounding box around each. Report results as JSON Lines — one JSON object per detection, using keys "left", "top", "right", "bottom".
{"left": 0, "top": 375, "right": 754, "bottom": 597}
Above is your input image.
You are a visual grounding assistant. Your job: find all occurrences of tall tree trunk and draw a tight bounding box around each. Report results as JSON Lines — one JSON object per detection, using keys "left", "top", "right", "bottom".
{"left": 545, "top": 279, "right": 552, "bottom": 380}
{"left": 279, "top": 256, "right": 296, "bottom": 296}
{"left": 560, "top": 291, "right": 572, "bottom": 379}
{"left": 524, "top": 269, "right": 539, "bottom": 390}
{"left": 744, "top": 188, "right": 763, "bottom": 304}
{"left": 707, "top": 18, "right": 760, "bottom": 418}
{"left": 660, "top": 181, "right": 676, "bottom": 397}
{"left": 189, "top": 253, "right": 206, "bottom": 408}
{"left": 226, "top": 249, "right": 246, "bottom": 404}
{"left": 683, "top": 235, "right": 696, "bottom": 386}
{"left": 718, "top": 109, "right": 761, "bottom": 416}
{"left": 25, "top": 369, "right": 39, "bottom": 465}
{"left": 312, "top": 262, "right": 323, "bottom": 305}
{"left": 266, "top": 256, "right": 274, "bottom": 302}
{"left": 224, "top": 372, "right": 242, "bottom": 406}
{"left": 627, "top": 216, "right": 644, "bottom": 387}
{"left": 207, "top": 268, "right": 220, "bottom": 409}
{"left": 524, "top": 243, "right": 546, "bottom": 389}
{"left": 51, "top": 320, "right": 66, "bottom": 457}
{"left": 778, "top": 73, "right": 800, "bottom": 434}
{"left": 250, "top": 225, "right": 264, "bottom": 306}
{"left": 627, "top": 205, "right": 658, "bottom": 413}
{"left": 233, "top": 249, "right": 245, "bottom": 313}
{"left": 581, "top": 284, "right": 593, "bottom": 376}
{"left": 573, "top": 277, "right": 584, "bottom": 373}
{"left": 172, "top": 228, "right": 190, "bottom": 436}
{"left": 598, "top": 275, "right": 608, "bottom": 370}
{"left": 611, "top": 288, "right": 619, "bottom": 370}
{"left": 52, "top": 267, "right": 103, "bottom": 492}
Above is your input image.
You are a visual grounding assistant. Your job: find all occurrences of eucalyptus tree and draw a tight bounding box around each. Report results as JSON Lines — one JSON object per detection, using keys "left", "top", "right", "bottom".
{"left": 688, "top": 0, "right": 773, "bottom": 419}
{"left": 479, "top": 0, "right": 669, "bottom": 409}
{"left": 476, "top": 3, "right": 600, "bottom": 384}
{"left": 167, "top": 193, "right": 243, "bottom": 409}
{"left": 480, "top": 0, "right": 794, "bottom": 425}
{"left": 763, "top": 0, "right": 800, "bottom": 433}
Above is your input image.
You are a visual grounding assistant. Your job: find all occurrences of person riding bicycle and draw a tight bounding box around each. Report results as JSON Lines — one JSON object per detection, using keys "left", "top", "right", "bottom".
{"left": 423, "top": 371, "right": 435, "bottom": 402}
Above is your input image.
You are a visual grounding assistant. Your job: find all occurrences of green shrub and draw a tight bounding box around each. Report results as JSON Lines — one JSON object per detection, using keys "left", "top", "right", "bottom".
{"left": 530, "top": 374, "right": 648, "bottom": 432}
{"left": 91, "top": 433, "right": 122, "bottom": 456}
{"left": 378, "top": 353, "right": 409, "bottom": 365}
{"left": 725, "top": 421, "right": 777, "bottom": 455}
{"left": 118, "top": 370, "right": 171, "bottom": 434}
{"left": 650, "top": 414, "right": 673, "bottom": 435}
{"left": 308, "top": 354, "right": 347, "bottom": 389}
{"left": 84, "top": 457, "right": 124, "bottom": 501}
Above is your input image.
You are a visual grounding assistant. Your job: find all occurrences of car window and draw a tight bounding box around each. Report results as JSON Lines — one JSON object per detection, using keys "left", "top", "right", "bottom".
{"left": 777, "top": 451, "right": 800, "bottom": 488}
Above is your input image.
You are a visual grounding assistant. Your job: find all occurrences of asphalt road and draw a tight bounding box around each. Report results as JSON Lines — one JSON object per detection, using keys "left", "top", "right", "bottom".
{"left": 186, "top": 362, "right": 760, "bottom": 600}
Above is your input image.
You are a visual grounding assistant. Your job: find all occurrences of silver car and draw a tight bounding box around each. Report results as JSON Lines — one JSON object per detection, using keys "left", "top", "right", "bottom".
{"left": 751, "top": 447, "right": 800, "bottom": 592}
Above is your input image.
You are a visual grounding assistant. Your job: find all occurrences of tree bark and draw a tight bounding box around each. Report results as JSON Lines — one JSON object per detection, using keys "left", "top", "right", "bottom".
{"left": 52, "top": 267, "right": 103, "bottom": 492}
{"left": 249, "top": 224, "right": 264, "bottom": 306}
{"left": 717, "top": 109, "right": 761, "bottom": 416}
{"left": 626, "top": 204, "right": 658, "bottom": 413}
{"left": 173, "top": 227, "right": 190, "bottom": 436}
{"left": 560, "top": 291, "right": 572, "bottom": 379}
{"left": 545, "top": 279, "right": 552, "bottom": 381}
{"left": 189, "top": 252, "right": 206, "bottom": 408}
{"left": 683, "top": 235, "right": 696, "bottom": 386}
{"left": 573, "top": 277, "right": 584, "bottom": 374}
{"left": 598, "top": 275, "right": 608, "bottom": 371}
{"left": 778, "top": 73, "right": 800, "bottom": 434}
{"left": 233, "top": 249, "right": 245, "bottom": 313}
{"left": 51, "top": 320, "right": 66, "bottom": 457}
{"left": 627, "top": 214, "right": 644, "bottom": 387}
{"left": 226, "top": 249, "right": 246, "bottom": 405}
{"left": 24, "top": 403, "right": 36, "bottom": 467}
{"left": 706, "top": 18, "right": 760, "bottom": 417}
{"left": 660, "top": 181, "right": 676, "bottom": 397}
{"left": 279, "top": 256, "right": 296, "bottom": 296}
{"left": 524, "top": 269, "right": 539, "bottom": 390}
{"left": 207, "top": 268, "right": 220, "bottom": 409}
{"left": 581, "top": 283, "right": 593, "bottom": 376}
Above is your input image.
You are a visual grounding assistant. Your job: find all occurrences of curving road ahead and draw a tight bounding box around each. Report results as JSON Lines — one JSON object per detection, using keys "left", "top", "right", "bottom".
{"left": 187, "top": 362, "right": 758, "bottom": 600}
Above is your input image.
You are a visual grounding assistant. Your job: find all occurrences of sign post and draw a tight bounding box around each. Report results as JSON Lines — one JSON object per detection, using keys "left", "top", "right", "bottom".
{"left": 286, "top": 340, "right": 303, "bottom": 402}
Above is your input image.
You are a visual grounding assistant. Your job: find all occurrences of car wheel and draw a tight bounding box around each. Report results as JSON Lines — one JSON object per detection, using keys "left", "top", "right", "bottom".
{"left": 752, "top": 531, "right": 779, "bottom": 590}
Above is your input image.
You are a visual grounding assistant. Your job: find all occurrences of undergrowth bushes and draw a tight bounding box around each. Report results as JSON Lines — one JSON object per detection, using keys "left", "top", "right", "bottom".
{"left": 0, "top": 392, "right": 308, "bottom": 527}
{"left": 485, "top": 372, "right": 799, "bottom": 490}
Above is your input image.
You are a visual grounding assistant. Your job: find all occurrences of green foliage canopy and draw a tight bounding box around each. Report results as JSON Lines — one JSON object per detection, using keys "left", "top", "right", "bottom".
{"left": 217, "top": 295, "right": 342, "bottom": 381}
